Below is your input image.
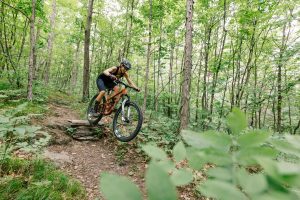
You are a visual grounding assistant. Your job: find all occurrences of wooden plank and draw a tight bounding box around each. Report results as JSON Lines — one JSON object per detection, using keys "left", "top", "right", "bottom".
{"left": 68, "top": 120, "right": 89, "bottom": 126}
{"left": 68, "top": 120, "right": 104, "bottom": 126}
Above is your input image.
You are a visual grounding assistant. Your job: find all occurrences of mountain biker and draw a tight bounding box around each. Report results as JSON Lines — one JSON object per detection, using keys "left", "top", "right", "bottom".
{"left": 94, "top": 59, "right": 140, "bottom": 115}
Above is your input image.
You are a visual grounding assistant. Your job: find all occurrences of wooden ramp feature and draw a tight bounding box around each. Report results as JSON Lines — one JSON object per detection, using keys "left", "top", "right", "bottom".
{"left": 66, "top": 120, "right": 105, "bottom": 141}
{"left": 67, "top": 120, "right": 104, "bottom": 127}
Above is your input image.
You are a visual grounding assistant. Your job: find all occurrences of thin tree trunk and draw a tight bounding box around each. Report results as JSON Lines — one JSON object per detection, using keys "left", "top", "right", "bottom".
{"left": 209, "top": 0, "right": 227, "bottom": 119}
{"left": 82, "top": 0, "right": 94, "bottom": 101}
{"left": 201, "top": 25, "right": 212, "bottom": 111}
{"left": 142, "top": 0, "right": 153, "bottom": 114}
{"left": 218, "top": 74, "right": 229, "bottom": 130}
{"left": 195, "top": 48, "right": 203, "bottom": 122}
{"left": 155, "top": 14, "right": 163, "bottom": 112}
{"left": 168, "top": 44, "right": 174, "bottom": 117}
{"left": 44, "top": 0, "right": 56, "bottom": 85}
{"left": 179, "top": 0, "right": 194, "bottom": 131}
{"left": 277, "top": 24, "right": 285, "bottom": 133}
{"left": 125, "top": 0, "right": 135, "bottom": 58}
{"left": 71, "top": 40, "right": 81, "bottom": 90}
{"left": 153, "top": 50, "right": 156, "bottom": 110}
{"left": 27, "top": 0, "right": 36, "bottom": 101}
{"left": 33, "top": 20, "right": 41, "bottom": 81}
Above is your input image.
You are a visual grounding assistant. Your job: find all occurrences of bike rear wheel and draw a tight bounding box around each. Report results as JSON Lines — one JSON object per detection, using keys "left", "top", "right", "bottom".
{"left": 112, "top": 101, "right": 143, "bottom": 142}
{"left": 87, "top": 94, "right": 106, "bottom": 126}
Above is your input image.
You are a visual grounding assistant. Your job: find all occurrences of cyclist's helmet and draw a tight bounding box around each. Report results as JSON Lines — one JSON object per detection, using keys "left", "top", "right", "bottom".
{"left": 121, "top": 59, "right": 131, "bottom": 70}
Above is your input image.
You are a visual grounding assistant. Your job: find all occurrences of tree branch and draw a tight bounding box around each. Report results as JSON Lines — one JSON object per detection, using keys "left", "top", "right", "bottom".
{"left": 0, "top": 0, "right": 30, "bottom": 20}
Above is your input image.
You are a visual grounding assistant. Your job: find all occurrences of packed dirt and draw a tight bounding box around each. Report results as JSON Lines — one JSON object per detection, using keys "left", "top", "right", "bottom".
{"left": 33, "top": 102, "right": 146, "bottom": 200}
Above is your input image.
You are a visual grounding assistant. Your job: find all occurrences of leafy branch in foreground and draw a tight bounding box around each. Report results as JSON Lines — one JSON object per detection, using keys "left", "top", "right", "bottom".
{"left": 99, "top": 108, "right": 300, "bottom": 200}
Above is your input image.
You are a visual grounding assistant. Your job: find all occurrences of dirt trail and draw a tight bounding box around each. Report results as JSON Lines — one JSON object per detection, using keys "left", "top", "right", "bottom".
{"left": 34, "top": 102, "right": 146, "bottom": 200}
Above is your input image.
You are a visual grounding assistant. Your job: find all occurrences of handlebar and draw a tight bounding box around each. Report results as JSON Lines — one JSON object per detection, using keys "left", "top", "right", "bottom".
{"left": 114, "top": 80, "right": 139, "bottom": 92}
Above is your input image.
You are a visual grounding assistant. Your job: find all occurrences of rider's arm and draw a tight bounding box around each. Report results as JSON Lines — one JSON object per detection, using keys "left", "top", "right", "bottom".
{"left": 124, "top": 72, "right": 140, "bottom": 91}
{"left": 103, "top": 66, "right": 117, "bottom": 76}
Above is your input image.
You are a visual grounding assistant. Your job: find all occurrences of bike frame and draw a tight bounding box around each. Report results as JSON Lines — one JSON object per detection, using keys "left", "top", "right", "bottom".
{"left": 102, "top": 87, "right": 128, "bottom": 115}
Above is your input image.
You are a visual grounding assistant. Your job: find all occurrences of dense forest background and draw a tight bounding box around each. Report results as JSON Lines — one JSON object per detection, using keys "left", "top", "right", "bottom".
{"left": 1, "top": 0, "right": 299, "bottom": 134}
{"left": 1, "top": 0, "right": 300, "bottom": 199}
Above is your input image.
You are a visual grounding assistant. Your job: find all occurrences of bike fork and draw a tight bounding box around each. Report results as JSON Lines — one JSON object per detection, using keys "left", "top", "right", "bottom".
{"left": 121, "top": 97, "right": 130, "bottom": 122}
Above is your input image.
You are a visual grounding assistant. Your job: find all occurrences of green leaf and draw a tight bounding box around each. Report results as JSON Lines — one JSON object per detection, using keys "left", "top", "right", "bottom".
{"left": 146, "top": 162, "right": 177, "bottom": 200}
{"left": 173, "top": 141, "right": 186, "bottom": 163}
{"left": 226, "top": 107, "right": 247, "bottom": 135}
{"left": 170, "top": 168, "right": 193, "bottom": 186}
{"left": 156, "top": 160, "right": 175, "bottom": 172}
{"left": 276, "top": 161, "right": 300, "bottom": 175}
{"left": 182, "top": 130, "right": 210, "bottom": 149}
{"left": 100, "top": 173, "right": 142, "bottom": 200}
{"left": 198, "top": 179, "right": 247, "bottom": 200}
{"left": 142, "top": 144, "right": 168, "bottom": 161}
{"left": 182, "top": 130, "right": 232, "bottom": 151}
{"left": 237, "top": 130, "right": 270, "bottom": 148}
{"left": 253, "top": 190, "right": 298, "bottom": 200}
{"left": 204, "top": 148, "right": 232, "bottom": 166}
{"left": 207, "top": 167, "right": 232, "bottom": 181}
{"left": 186, "top": 147, "right": 206, "bottom": 170}
{"left": 271, "top": 139, "right": 300, "bottom": 158}
{"left": 237, "top": 146, "right": 278, "bottom": 165}
{"left": 25, "top": 126, "right": 41, "bottom": 133}
{"left": 14, "top": 127, "right": 26, "bottom": 136}
{"left": 255, "top": 158, "right": 300, "bottom": 187}
{"left": 237, "top": 169, "right": 267, "bottom": 195}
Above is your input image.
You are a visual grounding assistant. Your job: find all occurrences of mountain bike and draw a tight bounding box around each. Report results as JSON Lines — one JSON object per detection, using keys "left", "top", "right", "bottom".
{"left": 87, "top": 80, "right": 143, "bottom": 142}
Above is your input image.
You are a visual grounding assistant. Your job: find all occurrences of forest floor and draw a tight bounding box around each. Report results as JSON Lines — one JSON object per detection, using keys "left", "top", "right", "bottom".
{"left": 32, "top": 100, "right": 147, "bottom": 200}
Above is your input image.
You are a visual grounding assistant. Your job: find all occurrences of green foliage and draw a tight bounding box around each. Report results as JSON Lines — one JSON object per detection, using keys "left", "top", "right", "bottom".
{"left": 142, "top": 144, "right": 168, "bottom": 161}
{"left": 146, "top": 162, "right": 178, "bottom": 200}
{"left": 226, "top": 107, "right": 248, "bottom": 135}
{"left": 0, "top": 158, "right": 86, "bottom": 200}
{"left": 0, "top": 103, "right": 51, "bottom": 161}
{"left": 172, "top": 141, "right": 186, "bottom": 163}
{"left": 139, "top": 113, "right": 180, "bottom": 151}
{"left": 184, "top": 108, "right": 300, "bottom": 199}
{"left": 100, "top": 108, "right": 300, "bottom": 200}
{"left": 100, "top": 173, "right": 142, "bottom": 200}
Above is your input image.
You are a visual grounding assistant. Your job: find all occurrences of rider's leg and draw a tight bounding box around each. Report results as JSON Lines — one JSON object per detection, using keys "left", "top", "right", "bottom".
{"left": 95, "top": 78, "right": 106, "bottom": 113}
{"left": 94, "top": 91, "right": 105, "bottom": 113}
{"left": 112, "top": 86, "right": 119, "bottom": 99}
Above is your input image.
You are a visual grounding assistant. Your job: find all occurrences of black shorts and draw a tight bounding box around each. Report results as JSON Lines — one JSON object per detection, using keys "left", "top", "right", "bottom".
{"left": 96, "top": 77, "right": 117, "bottom": 91}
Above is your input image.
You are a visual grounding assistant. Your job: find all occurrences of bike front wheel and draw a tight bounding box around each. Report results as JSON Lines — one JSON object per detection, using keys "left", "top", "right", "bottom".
{"left": 112, "top": 101, "right": 143, "bottom": 142}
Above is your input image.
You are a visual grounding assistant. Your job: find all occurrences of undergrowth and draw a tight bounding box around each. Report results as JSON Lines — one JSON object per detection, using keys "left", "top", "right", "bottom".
{"left": 0, "top": 158, "right": 86, "bottom": 200}
{"left": 138, "top": 110, "right": 180, "bottom": 152}
{"left": 0, "top": 79, "right": 87, "bottom": 199}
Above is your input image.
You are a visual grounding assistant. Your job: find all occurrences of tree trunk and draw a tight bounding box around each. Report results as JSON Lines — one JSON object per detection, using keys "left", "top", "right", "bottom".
{"left": 44, "top": 0, "right": 56, "bottom": 85}
{"left": 277, "top": 16, "right": 291, "bottom": 133}
{"left": 123, "top": 0, "right": 135, "bottom": 58}
{"left": 168, "top": 44, "right": 174, "bottom": 117}
{"left": 82, "top": 0, "right": 94, "bottom": 101}
{"left": 155, "top": 14, "right": 163, "bottom": 112}
{"left": 71, "top": 40, "right": 81, "bottom": 91}
{"left": 201, "top": 25, "right": 212, "bottom": 111}
{"left": 209, "top": 0, "right": 227, "bottom": 119}
{"left": 27, "top": 0, "right": 36, "bottom": 101}
{"left": 33, "top": 20, "right": 41, "bottom": 81}
{"left": 179, "top": 0, "right": 194, "bottom": 131}
{"left": 142, "top": 0, "right": 153, "bottom": 114}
